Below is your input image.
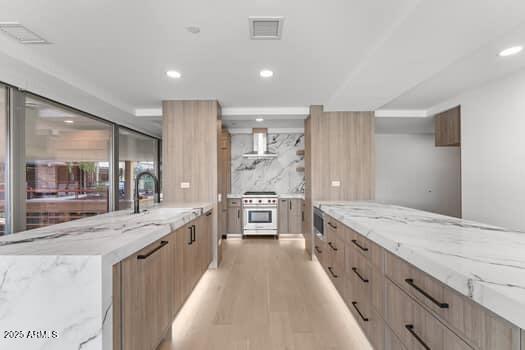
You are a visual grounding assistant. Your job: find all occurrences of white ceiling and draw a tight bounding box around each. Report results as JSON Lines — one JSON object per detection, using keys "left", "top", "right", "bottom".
{"left": 1, "top": 0, "right": 525, "bottom": 135}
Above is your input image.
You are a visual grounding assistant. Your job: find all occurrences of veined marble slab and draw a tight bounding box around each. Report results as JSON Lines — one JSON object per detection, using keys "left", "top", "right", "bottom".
{"left": 315, "top": 201, "right": 525, "bottom": 329}
{"left": 0, "top": 203, "right": 212, "bottom": 350}
{"left": 231, "top": 133, "right": 305, "bottom": 194}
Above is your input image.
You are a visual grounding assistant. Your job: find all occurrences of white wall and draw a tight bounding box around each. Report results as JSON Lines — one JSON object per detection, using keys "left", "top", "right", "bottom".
{"left": 429, "top": 68, "right": 525, "bottom": 230}
{"left": 376, "top": 133, "right": 461, "bottom": 218}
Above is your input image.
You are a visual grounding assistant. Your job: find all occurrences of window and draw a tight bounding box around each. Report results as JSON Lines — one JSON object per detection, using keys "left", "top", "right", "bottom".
{"left": 25, "top": 96, "right": 112, "bottom": 230}
{"left": 118, "top": 128, "right": 158, "bottom": 210}
{"left": 0, "top": 85, "right": 6, "bottom": 235}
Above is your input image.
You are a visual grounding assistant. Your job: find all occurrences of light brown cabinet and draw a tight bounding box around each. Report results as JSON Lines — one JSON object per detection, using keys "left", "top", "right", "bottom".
{"left": 114, "top": 211, "right": 213, "bottom": 350}
{"left": 316, "top": 214, "right": 521, "bottom": 350}
{"left": 435, "top": 106, "right": 461, "bottom": 147}
{"left": 227, "top": 207, "right": 242, "bottom": 234}
{"left": 278, "top": 198, "right": 304, "bottom": 234}
{"left": 120, "top": 237, "right": 172, "bottom": 350}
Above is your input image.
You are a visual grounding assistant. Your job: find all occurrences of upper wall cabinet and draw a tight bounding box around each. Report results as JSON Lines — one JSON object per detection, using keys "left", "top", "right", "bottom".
{"left": 435, "top": 106, "right": 461, "bottom": 147}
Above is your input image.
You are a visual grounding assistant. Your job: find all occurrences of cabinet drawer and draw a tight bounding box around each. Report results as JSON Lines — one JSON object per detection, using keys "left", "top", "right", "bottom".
{"left": 314, "top": 234, "right": 326, "bottom": 266}
{"left": 227, "top": 199, "right": 241, "bottom": 207}
{"left": 385, "top": 252, "right": 519, "bottom": 350}
{"left": 346, "top": 276, "right": 385, "bottom": 350}
{"left": 325, "top": 235, "right": 345, "bottom": 294}
{"left": 347, "top": 244, "right": 385, "bottom": 316}
{"left": 385, "top": 279, "right": 471, "bottom": 350}
{"left": 348, "top": 227, "right": 383, "bottom": 270}
{"left": 385, "top": 324, "right": 407, "bottom": 350}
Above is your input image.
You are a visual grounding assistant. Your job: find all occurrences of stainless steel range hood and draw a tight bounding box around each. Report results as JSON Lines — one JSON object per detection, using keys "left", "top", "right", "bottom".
{"left": 242, "top": 128, "right": 277, "bottom": 158}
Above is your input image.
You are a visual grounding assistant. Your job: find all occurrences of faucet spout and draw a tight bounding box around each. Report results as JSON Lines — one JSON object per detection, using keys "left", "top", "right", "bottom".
{"left": 134, "top": 171, "right": 160, "bottom": 214}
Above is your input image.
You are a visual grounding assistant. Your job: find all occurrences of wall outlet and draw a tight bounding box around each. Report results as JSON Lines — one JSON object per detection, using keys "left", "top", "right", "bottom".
{"left": 180, "top": 182, "right": 190, "bottom": 189}
{"left": 331, "top": 180, "right": 341, "bottom": 187}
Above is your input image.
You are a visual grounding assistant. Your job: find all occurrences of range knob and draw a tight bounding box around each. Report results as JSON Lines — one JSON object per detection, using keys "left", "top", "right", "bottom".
{"left": 258, "top": 199, "right": 262, "bottom": 203}
{"left": 249, "top": 200, "right": 253, "bottom": 203}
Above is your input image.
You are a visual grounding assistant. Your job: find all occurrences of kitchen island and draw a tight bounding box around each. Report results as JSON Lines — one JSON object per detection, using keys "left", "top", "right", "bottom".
{"left": 314, "top": 201, "right": 525, "bottom": 350}
{"left": 0, "top": 203, "right": 213, "bottom": 350}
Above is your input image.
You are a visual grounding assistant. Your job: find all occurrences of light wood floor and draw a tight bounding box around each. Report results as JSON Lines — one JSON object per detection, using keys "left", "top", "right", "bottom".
{"left": 159, "top": 238, "right": 373, "bottom": 350}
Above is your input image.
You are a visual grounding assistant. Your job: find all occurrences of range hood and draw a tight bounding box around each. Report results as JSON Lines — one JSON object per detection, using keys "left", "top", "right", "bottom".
{"left": 242, "top": 128, "right": 277, "bottom": 158}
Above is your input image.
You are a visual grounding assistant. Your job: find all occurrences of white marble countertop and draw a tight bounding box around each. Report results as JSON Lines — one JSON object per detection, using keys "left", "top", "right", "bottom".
{"left": 0, "top": 202, "right": 213, "bottom": 350}
{"left": 226, "top": 193, "right": 242, "bottom": 199}
{"left": 0, "top": 202, "right": 213, "bottom": 262}
{"left": 314, "top": 201, "right": 525, "bottom": 329}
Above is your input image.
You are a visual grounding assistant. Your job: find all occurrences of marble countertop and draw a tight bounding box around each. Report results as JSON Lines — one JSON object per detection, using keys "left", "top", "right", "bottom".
{"left": 314, "top": 201, "right": 525, "bottom": 329}
{"left": 0, "top": 202, "right": 213, "bottom": 263}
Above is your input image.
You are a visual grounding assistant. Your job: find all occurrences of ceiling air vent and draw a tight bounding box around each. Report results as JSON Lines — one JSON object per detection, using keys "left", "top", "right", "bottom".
{"left": 249, "top": 17, "right": 284, "bottom": 40}
{"left": 0, "top": 22, "right": 49, "bottom": 44}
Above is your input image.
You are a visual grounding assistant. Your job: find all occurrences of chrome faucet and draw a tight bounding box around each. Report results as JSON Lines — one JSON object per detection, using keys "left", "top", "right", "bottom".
{"left": 134, "top": 171, "right": 160, "bottom": 214}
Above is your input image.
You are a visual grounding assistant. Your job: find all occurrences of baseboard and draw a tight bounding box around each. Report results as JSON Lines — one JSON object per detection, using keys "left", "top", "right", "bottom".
{"left": 278, "top": 233, "right": 304, "bottom": 240}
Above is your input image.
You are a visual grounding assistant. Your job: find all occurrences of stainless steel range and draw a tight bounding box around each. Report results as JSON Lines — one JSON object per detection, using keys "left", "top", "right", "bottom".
{"left": 242, "top": 191, "right": 278, "bottom": 236}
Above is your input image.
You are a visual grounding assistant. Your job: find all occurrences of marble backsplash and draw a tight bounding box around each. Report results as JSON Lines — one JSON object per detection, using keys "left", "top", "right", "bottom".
{"left": 231, "top": 133, "right": 305, "bottom": 194}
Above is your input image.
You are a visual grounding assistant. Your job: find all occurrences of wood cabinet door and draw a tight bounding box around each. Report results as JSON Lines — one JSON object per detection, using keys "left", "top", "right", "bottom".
{"left": 288, "top": 199, "right": 303, "bottom": 234}
{"left": 121, "top": 237, "right": 172, "bottom": 350}
{"left": 227, "top": 207, "right": 242, "bottom": 234}
{"left": 278, "top": 199, "right": 289, "bottom": 233}
{"left": 182, "top": 223, "right": 196, "bottom": 300}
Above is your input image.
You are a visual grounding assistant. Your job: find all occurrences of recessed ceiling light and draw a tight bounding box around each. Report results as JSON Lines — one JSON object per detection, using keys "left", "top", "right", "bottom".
{"left": 186, "top": 26, "right": 201, "bottom": 34}
{"left": 256, "top": 118, "right": 264, "bottom": 122}
{"left": 166, "top": 70, "right": 182, "bottom": 79}
{"left": 64, "top": 120, "right": 74, "bottom": 124}
{"left": 499, "top": 46, "right": 523, "bottom": 57}
{"left": 260, "top": 69, "right": 273, "bottom": 78}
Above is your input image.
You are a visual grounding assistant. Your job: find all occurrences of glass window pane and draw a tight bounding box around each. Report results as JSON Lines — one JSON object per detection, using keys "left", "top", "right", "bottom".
{"left": 0, "top": 86, "right": 6, "bottom": 235}
{"left": 118, "top": 129, "right": 158, "bottom": 210}
{"left": 25, "top": 97, "right": 112, "bottom": 230}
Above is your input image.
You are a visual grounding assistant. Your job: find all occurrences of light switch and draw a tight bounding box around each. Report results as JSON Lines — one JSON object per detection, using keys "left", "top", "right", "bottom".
{"left": 331, "top": 180, "right": 341, "bottom": 187}
{"left": 180, "top": 182, "right": 190, "bottom": 189}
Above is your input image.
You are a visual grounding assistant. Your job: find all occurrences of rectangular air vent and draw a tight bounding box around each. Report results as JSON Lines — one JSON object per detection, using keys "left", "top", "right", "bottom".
{"left": 0, "top": 22, "right": 49, "bottom": 44}
{"left": 249, "top": 17, "right": 284, "bottom": 40}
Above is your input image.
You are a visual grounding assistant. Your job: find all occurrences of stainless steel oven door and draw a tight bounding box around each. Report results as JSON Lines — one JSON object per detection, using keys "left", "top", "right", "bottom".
{"left": 243, "top": 207, "right": 277, "bottom": 233}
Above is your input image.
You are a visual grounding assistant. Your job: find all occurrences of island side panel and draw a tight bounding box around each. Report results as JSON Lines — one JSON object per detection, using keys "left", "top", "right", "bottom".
{"left": 0, "top": 255, "right": 103, "bottom": 350}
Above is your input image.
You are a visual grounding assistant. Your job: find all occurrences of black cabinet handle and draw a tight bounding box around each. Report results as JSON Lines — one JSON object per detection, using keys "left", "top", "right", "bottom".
{"left": 405, "top": 325, "right": 430, "bottom": 350}
{"left": 352, "top": 267, "right": 369, "bottom": 283}
{"left": 327, "top": 266, "right": 338, "bottom": 278}
{"left": 192, "top": 224, "right": 196, "bottom": 242}
{"left": 327, "top": 222, "right": 337, "bottom": 229}
{"left": 137, "top": 241, "right": 168, "bottom": 260}
{"left": 328, "top": 242, "right": 338, "bottom": 251}
{"left": 351, "top": 239, "right": 368, "bottom": 252}
{"left": 187, "top": 227, "right": 193, "bottom": 245}
{"left": 289, "top": 201, "right": 292, "bottom": 210}
{"left": 405, "top": 279, "right": 449, "bottom": 309}
{"left": 238, "top": 209, "right": 240, "bottom": 219}
{"left": 206, "top": 211, "right": 212, "bottom": 216}
{"left": 351, "top": 302, "right": 369, "bottom": 322}
{"left": 315, "top": 246, "right": 322, "bottom": 254}
{"left": 302, "top": 211, "right": 304, "bottom": 222}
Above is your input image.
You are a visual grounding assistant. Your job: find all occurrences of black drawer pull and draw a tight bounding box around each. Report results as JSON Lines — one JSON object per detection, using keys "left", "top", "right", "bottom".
{"left": 405, "top": 325, "right": 430, "bottom": 350}
{"left": 137, "top": 241, "right": 168, "bottom": 260}
{"left": 187, "top": 226, "right": 193, "bottom": 245}
{"left": 405, "top": 279, "right": 449, "bottom": 309}
{"left": 351, "top": 239, "right": 368, "bottom": 252}
{"left": 327, "top": 242, "right": 338, "bottom": 251}
{"left": 327, "top": 222, "right": 337, "bottom": 229}
{"left": 315, "top": 246, "right": 322, "bottom": 254}
{"left": 206, "top": 211, "right": 212, "bottom": 216}
{"left": 192, "top": 224, "right": 196, "bottom": 242}
{"left": 351, "top": 302, "right": 369, "bottom": 322}
{"left": 327, "top": 266, "right": 338, "bottom": 278}
{"left": 352, "top": 267, "right": 369, "bottom": 283}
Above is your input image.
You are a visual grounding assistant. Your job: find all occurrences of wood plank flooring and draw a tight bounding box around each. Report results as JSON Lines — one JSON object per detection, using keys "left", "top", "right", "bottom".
{"left": 159, "top": 238, "right": 372, "bottom": 350}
